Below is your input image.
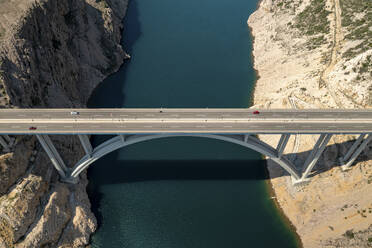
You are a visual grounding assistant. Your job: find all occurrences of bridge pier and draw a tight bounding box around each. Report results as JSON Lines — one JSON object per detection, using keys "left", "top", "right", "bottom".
{"left": 0, "top": 135, "right": 15, "bottom": 152}
{"left": 120, "top": 135, "right": 127, "bottom": 143}
{"left": 0, "top": 135, "right": 9, "bottom": 151}
{"left": 341, "top": 134, "right": 372, "bottom": 171}
{"left": 243, "top": 134, "right": 250, "bottom": 142}
{"left": 36, "top": 134, "right": 69, "bottom": 179}
{"left": 295, "top": 134, "right": 333, "bottom": 183}
{"left": 78, "top": 134, "right": 93, "bottom": 158}
{"left": 276, "top": 134, "right": 290, "bottom": 158}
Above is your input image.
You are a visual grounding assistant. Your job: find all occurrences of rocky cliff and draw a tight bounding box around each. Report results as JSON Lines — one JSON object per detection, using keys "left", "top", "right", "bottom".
{"left": 248, "top": 0, "right": 372, "bottom": 247}
{"left": 0, "top": 0, "right": 128, "bottom": 247}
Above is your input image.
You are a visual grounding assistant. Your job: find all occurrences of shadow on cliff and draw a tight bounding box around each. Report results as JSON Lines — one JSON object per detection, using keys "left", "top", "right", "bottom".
{"left": 87, "top": 0, "right": 141, "bottom": 108}
{"left": 274, "top": 137, "right": 372, "bottom": 180}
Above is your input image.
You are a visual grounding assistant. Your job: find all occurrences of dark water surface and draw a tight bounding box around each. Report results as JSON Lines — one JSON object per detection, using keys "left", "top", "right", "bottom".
{"left": 87, "top": 0, "right": 299, "bottom": 247}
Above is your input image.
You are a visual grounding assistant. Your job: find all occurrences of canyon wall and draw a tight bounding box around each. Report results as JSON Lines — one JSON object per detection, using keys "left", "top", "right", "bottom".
{"left": 248, "top": 0, "right": 372, "bottom": 247}
{"left": 0, "top": 0, "right": 128, "bottom": 247}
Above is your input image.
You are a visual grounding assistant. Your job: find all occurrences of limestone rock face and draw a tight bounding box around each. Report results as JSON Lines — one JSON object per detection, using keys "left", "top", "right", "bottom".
{"left": 260, "top": 0, "right": 274, "bottom": 12}
{"left": 0, "top": 174, "right": 48, "bottom": 246}
{"left": 248, "top": 0, "right": 372, "bottom": 247}
{"left": 0, "top": 0, "right": 128, "bottom": 247}
{"left": 56, "top": 175, "right": 97, "bottom": 248}
{"left": 14, "top": 183, "right": 71, "bottom": 248}
{"left": 0, "top": 137, "right": 35, "bottom": 195}
{"left": 0, "top": 0, "right": 128, "bottom": 108}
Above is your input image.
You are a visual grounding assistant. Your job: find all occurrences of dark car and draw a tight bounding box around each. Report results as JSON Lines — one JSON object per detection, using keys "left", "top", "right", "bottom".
{"left": 253, "top": 110, "right": 260, "bottom": 115}
{"left": 29, "top": 126, "right": 37, "bottom": 130}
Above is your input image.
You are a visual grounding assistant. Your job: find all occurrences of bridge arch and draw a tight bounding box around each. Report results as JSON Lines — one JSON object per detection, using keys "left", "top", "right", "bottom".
{"left": 68, "top": 134, "right": 301, "bottom": 182}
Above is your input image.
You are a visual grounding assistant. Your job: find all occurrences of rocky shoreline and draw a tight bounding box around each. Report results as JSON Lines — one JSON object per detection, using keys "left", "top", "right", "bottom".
{"left": 248, "top": 0, "right": 372, "bottom": 247}
{"left": 0, "top": 0, "right": 129, "bottom": 247}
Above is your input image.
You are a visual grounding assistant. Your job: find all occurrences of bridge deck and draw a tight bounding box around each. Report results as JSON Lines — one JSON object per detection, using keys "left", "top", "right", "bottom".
{"left": 0, "top": 108, "right": 371, "bottom": 134}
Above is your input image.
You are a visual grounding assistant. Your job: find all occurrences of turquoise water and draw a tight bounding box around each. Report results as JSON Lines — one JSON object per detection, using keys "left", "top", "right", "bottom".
{"left": 87, "top": 0, "right": 299, "bottom": 247}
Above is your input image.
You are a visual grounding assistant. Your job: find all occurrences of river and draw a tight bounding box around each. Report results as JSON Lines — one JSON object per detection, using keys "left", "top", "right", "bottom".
{"left": 87, "top": 0, "right": 299, "bottom": 247}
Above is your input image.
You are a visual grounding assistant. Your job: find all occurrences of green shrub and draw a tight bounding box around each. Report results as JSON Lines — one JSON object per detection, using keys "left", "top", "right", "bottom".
{"left": 345, "top": 230, "right": 354, "bottom": 239}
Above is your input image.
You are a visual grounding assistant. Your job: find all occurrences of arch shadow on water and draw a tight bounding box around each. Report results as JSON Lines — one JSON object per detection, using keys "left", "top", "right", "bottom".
{"left": 87, "top": 157, "right": 269, "bottom": 227}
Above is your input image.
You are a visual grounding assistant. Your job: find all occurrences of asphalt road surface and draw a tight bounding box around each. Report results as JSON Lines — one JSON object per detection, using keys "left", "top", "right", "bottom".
{"left": 0, "top": 108, "right": 371, "bottom": 134}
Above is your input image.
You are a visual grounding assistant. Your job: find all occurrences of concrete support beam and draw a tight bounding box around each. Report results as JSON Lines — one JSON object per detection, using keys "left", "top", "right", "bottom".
{"left": 36, "top": 134, "right": 68, "bottom": 179}
{"left": 0, "top": 135, "right": 9, "bottom": 151}
{"left": 300, "top": 134, "right": 332, "bottom": 181}
{"left": 78, "top": 134, "right": 93, "bottom": 157}
{"left": 3, "top": 135, "right": 11, "bottom": 142}
{"left": 276, "top": 134, "right": 290, "bottom": 158}
{"left": 244, "top": 134, "right": 250, "bottom": 143}
{"left": 342, "top": 134, "right": 366, "bottom": 162}
{"left": 342, "top": 134, "right": 372, "bottom": 171}
{"left": 120, "top": 135, "right": 126, "bottom": 143}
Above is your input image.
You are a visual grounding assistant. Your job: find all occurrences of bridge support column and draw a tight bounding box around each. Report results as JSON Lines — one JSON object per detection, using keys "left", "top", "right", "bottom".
{"left": 276, "top": 134, "right": 290, "bottom": 158}
{"left": 243, "top": 134, "right": 251, "bottom": 142}
{"left": 341, "top": 134, "right": 372, "bottom": 171}
{"left": 78, "top": 134, "right": 93, "bottom": 157}
{"left": 36, "top": 134, "right": 68, "bottom": 179}
{"left": 342, "top": 134, "right": 366, "bottom": 162}
{"left": 296, "top": 134, "right": 332, "bottom": 183}
{"left": 120, "top": 135, "right": 126, "bottom": 143}
{"left": 0, "top": 135, "right": 10, "bottom": 152}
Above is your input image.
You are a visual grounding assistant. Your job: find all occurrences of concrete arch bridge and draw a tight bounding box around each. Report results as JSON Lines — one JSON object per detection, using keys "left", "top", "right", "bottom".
{"left": 0, "top": 108, "right": 371, "bottom": 185}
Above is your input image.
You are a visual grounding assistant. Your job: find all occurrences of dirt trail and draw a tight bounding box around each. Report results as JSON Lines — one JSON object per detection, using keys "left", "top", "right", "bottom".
{"left": 319, "top": 0, "right": 344, "bottom": 107}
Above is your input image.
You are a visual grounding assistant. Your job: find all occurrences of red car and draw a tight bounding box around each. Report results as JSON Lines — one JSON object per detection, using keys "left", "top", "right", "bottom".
{"left": 29, "top": 126, "right": 37, "bottom": 130}
{"left": 253, "top": 110, "right": 260, "bottom": 115}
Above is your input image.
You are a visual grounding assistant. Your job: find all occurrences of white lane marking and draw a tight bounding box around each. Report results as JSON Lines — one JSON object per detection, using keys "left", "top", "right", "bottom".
{"left": 170, "top": 126, "right": 180, "bottom": 128}
{"left": 196, "top": 125, "right": 206, "bottom": 128}
{"left": 92, "top": 125, "right": 101, "bottom": 128}
{"left": 146, "top": 114, "right": 155, "bottom": 117}
{"left": 224, "top": 126, "right": 233, "bottom": 128}
{"left": 38, "top": 126, "right": 47, "bottom": 128}
{"left": 12, "top": 126, "right": 20, "bottom": 128}
{"left": 17, "top": 114, "right": 26, "bottom": 117}
{"left": 171, "top": 114, "right": 179, "bottom": 117}
{"left": 94, "top": 115, "right": 104, "bottom": 117}
{"left": 120, "top": 115, "right": 129, "bottom": 117}
{"left": 275, "top": 126, "right": 285, "bottom": 128}
{"left": 63, "top": 126, "right": 73, "bottom": 128}
{"left": 144, "top": 126, "right": 153, "bottom": 128}
{"left": 196, "top": 114, "right": 205, "bottom": 117}
{"left": 329, "top": 126, "right": 337, "bottom": 128}
{"left": 303, "top": 125, "right": 312, "bottom": 128}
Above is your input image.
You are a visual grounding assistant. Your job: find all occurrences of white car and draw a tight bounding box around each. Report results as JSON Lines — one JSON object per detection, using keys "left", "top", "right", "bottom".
{"left": 70, "top": 111, "right": 79, "bottom": 115}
